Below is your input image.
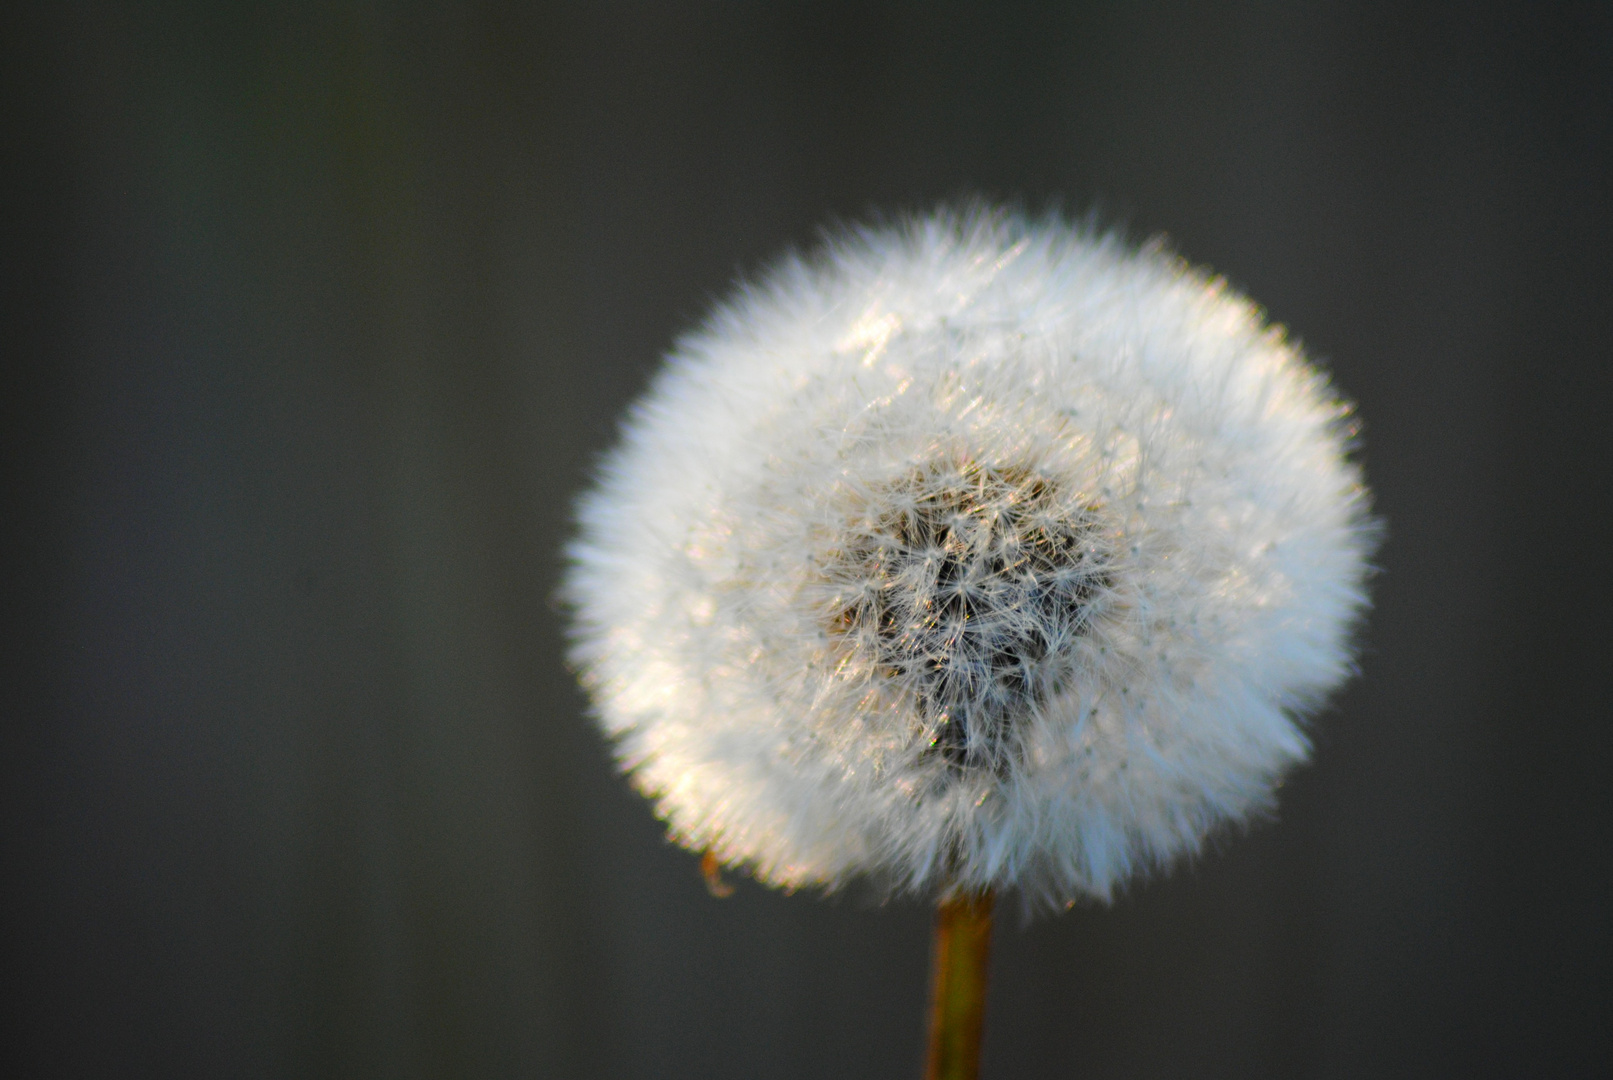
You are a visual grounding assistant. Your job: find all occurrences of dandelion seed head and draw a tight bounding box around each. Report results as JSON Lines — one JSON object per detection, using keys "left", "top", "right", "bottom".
{"left": 563, "top": 206, "right": 1377, "bottom": 909}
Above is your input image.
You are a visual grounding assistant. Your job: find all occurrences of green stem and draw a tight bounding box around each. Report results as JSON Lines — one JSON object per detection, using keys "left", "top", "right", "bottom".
{"left": 923, "top": 889, "right": 995, "bottom": 1080}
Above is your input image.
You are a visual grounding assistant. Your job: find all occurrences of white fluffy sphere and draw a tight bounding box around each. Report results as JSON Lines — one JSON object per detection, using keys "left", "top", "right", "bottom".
{"left": 564, "top": 208, "right": 1376, "bottom": 907}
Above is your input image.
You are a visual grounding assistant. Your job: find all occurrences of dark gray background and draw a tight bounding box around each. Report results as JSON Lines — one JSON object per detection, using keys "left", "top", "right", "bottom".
{"left": 5, "top": 3, "right": 1611, "bottom": 1077}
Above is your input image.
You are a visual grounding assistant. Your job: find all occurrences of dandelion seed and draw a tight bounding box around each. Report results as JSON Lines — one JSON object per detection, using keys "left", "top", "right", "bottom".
{"left": 563, "top": 206, "right": 1377, "bottom": 910}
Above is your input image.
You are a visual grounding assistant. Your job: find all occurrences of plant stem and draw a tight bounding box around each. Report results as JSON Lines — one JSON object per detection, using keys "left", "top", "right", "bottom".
{"left": 923, "top": 889, "right": 995, "bottom": 1080}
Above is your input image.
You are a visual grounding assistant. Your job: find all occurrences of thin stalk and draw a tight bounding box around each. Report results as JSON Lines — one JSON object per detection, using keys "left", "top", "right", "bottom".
{"left": 923, "top": 889, "right": 995, "bottom": 1080}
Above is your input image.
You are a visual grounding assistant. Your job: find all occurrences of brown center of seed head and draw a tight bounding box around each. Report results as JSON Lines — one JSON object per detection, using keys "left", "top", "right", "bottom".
{"left": 826, "top": 462, "right": 1109, "bottom": 773}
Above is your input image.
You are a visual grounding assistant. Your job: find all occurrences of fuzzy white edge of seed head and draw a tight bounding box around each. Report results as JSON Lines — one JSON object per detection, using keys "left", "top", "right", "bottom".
{"left": 562, "top": 205, "right": 1378, "bottom": 911}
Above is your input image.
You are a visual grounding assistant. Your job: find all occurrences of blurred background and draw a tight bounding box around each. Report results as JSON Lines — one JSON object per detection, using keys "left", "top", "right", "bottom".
{"left": 4, "top": 3, "right": 1611, "bottom": 1077}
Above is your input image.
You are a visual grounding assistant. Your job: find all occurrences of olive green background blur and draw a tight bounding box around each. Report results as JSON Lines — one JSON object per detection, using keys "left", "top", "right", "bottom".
{"left": 5, "top": 3, "right": 1610, "bottom": 1077}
